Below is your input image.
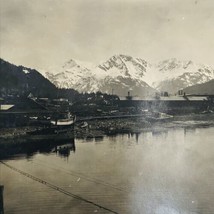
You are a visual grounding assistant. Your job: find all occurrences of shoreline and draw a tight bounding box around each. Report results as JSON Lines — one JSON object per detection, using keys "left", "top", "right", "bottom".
{"left": 1, "top": 113, "right": 214, "bottom": 159}
{"left": 1, "top": 113, "right": 214, "bottom": 141}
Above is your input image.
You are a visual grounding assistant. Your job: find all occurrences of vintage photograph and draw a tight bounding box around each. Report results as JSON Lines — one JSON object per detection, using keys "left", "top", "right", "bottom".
{"left": 0, "top": 0, "right": 214, "bottom": 213}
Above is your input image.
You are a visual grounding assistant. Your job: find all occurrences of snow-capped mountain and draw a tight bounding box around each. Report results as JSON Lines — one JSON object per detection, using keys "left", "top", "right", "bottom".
{"left": 93, "top": 55, "right": 156, "bottom": 97}
{"left": 43, "top": 55, "right": 156, "bottom": 97}
{"left": 42, "top": 59, "right": 93, "bottom": 90}
{"left": 42, "top": 55, "right": 214, "bottom": 97}
{"left": 152, "top": 58, "right": 214, "bottom": 93}
{"left": 96, "top": 54, "right": 147, "bottom": 79}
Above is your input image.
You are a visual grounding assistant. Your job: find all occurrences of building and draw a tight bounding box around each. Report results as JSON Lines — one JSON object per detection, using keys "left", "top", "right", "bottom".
{"left": 118, "top": 94, "right": 213, "bottom": 114}
{"left": 0, "top": 97, "right": 49, "bottom": 127}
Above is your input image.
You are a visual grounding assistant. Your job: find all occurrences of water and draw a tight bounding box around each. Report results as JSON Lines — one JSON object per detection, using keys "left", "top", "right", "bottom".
{"left": 1, "top": 126, "right": 214, "bottom": 214}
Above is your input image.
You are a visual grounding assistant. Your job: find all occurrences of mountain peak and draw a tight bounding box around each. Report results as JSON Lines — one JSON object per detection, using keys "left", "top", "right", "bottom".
{"left": 39, "top": 55, "right": 214, "bottom": 96}
{"left": 111, "top": 54, "right": 132, "bottom": 60}
{"left": 63, "top": 59, "right": 78, "bottom": 69}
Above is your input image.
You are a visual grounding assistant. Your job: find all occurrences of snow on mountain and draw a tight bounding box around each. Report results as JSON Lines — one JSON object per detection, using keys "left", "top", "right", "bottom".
{"left": 93, "top": 55, "right": 156, "bottom": 97}
{"left": 0, "top": 58, "right": 57, "bottom": 97}
{"left": 41, "top": 55, "right": 214, "bottom": 97}
{"left": 152, "top": 58, "right": 214, "bottom": 93}
{"left": 42, "top": 59, "right": 94, "bottom": 90}
{"left": 22, "top": 69, "right": 30, "bottom": 74}
{"left": 43, "top": 55, "right": 156, "bottom": 97}
{"left": 96, "top": 54, "right": 147, "bottom": 79}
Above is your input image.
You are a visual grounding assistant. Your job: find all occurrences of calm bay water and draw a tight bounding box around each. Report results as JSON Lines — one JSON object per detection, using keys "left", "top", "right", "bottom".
{"left": 1, "top": 126, "right": 214, "bottom": 214}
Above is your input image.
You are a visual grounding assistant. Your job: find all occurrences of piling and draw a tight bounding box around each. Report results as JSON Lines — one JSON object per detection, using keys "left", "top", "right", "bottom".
{"left": 0, "top": 185, "right": 4, "bottom": 214}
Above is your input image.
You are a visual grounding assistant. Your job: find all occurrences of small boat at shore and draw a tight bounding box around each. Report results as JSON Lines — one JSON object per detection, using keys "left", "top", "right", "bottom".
{"left": 146, "top": 112, "right": 173, "bottom": 122}
{"left": 1, "top": 113, "right": 76, "bottom": 142}
{"left": 25, "top": 114, "right": 75, "bottom": 142}
{"left": 80, "top": 121, "right": 88, "bottom": 128}
{"left": 50, "top": 112, "right": 76, "bottom": 127}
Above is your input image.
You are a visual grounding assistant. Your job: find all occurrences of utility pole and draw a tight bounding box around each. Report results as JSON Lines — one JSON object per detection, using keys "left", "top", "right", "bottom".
{"left": 0, "top": 185, "right": 4, "bottom": 214}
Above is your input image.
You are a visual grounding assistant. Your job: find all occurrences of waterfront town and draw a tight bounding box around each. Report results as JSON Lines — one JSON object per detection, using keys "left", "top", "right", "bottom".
{"left": 0, "top": 89, "right": 214, "bottom": 141}
{"left": 1, "top": 0, "right": 214, "bottom": 213}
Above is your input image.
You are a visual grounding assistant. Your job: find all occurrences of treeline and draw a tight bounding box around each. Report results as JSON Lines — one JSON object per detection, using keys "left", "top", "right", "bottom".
{"left": 54, "top": 89, "right": 119, "bottom": 104}
{"left": 0, "top": 58, "right": 119, "bottom": 103}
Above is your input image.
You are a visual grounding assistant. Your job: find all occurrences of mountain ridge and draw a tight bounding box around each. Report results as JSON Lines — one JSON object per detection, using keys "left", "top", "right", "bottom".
{"left": 42, "top": 55, "right": 214, "bottom": 97}
{"left": 183, "top": 79, "right": 214, "bottom": 95}
{"left": 2, "top": 55, "right": 213, "bottom": 98}
{"left": 0, "top": 58, "right": 57, "bottom": 97}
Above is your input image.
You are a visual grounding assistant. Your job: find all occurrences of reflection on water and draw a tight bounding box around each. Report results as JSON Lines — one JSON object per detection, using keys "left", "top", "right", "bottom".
{"left": 152, "top": 129, "right": 168, "bottom": 137}
{"left": 54, "top": 143, "right": 76, "bottom": 158}
{"left": 1, "top": 126, "right": 214, "bottom": 214}
{"left": 184, "top": 127, "right": 197, "bottom": 136}
{"left": 0, "top": 138, "right": 76, "bottom": 160}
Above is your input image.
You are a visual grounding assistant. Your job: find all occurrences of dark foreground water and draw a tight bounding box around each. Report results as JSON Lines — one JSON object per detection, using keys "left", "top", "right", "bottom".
{"left": 1, "top": 126, "right": 214, "bottom": 214}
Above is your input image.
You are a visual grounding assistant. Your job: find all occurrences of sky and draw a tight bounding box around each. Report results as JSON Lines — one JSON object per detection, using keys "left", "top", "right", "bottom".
{"left": 0, "top": 0, "right": 214, "bottom": 70}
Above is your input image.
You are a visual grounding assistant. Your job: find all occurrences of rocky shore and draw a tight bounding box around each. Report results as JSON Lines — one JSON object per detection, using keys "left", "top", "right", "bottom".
{"left": 74, "top": 117, "right": 151, "bottom": 139}
{"left": 1, "top": 113, "right": 214, "bottom": 144}
{"left": 75, "top": 114, "right": 214, "bottom": 138}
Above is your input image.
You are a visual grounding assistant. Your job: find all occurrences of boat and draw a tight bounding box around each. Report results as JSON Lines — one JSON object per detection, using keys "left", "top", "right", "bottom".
{"left": 146, "top": 112, "right": 173, "bottom": 122}
{"left": 24, "top": 112, "right": 76, "bottom": 142}
{"left": 80, "top": 121, "right": 88, "bottom": 128}
{"left": 201, "top": 109, "right": 213, "bottom": 114}
{"left": 0, "top": 111, "right": 76, "bottom": 145}
{"left": 50, "top": 112, "right": 76, "bottom": 127}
